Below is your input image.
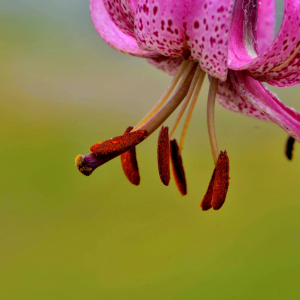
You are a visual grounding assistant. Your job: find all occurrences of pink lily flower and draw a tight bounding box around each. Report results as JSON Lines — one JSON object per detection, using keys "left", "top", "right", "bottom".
{"left": 76, "top": 0, "right": 300, "bottom": 210}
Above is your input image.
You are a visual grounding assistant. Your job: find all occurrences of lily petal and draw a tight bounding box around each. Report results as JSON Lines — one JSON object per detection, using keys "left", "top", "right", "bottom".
{"left": 102, "top": 0, "right": 135, "bottom": 37}
{"left": 216, "top": 75, "right": 271, "bottom": 121}
{"left": 228, "top": 0, "right": 259, "bottom": 69}
{"left": 257, "top": 0, "right": 276, "bottom": 54}
{"left": 228, "top": 0, "right": 300, "bottom": 87}
{"left": 91, "top": 0, "right": 159, "bottom": 57}
{"left": 147, "top": 57, "right": 183, "bottom": 76}
{"left": 134, "top": 0, "right": 187, "bottom": 57}
{"left": 230, "top": 71, "right": 300, "bottom": 142}
{"left": 185, "top": 0, "right": 236, "bottom": 81}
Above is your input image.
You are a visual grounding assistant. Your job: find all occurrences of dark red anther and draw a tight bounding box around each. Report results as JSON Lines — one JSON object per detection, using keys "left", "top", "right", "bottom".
{"left": 211, "top": 151, "right": 230, "bottom": 210}
{"left": 90, "top": 130, "right": 148, "bottom": 157}
{"left": 157, "top": 126, "right": 170, "bottom": 186}
{"left": 285, "top": 136, "right": 295, "bottom": 160}
{"left": 200, "top": 151, "right": 230, "bottom": 211}
{"left": 120, "top": 126, "right": 140, "bottom": 185}
{"left": 170, "top": 139, "right": 187, "bottom": 195}
{"left": 200, "top": 169, "right": 215, "bottom": 211}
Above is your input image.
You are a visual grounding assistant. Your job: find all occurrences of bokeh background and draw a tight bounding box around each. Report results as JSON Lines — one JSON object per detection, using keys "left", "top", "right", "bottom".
{"left": 1, "top": 1, "right": 300, "bottom": 299}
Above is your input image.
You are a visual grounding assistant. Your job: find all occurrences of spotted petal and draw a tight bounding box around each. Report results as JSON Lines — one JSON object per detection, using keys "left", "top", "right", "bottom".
{"left": 134, "top": 0, "right": 187, "bottom": 57}
{"left": 147, "top": 57, "right": 183, "bottom": 76}
{"left": 228, "top": 0, "right": 300, "bottom": 87}
{"left": 102, "top": 0, "right": 135, "bottom": 37}
{"left": 257, "top": 0, "right": 276, "bottom": 54}
{"left": 91, "top": 0, "right": 159, "bottom": 57}
{"left": 134, "top": 0, "right": 236, "bottom": 81}
{"left": 184, "top": 0, "right": 236, "bottom": 81}
{"left": 230, "top": 71, "right": 300, "bottom": 142}
{"left": 216, "top": 76, "right": 271, "bottom": 121}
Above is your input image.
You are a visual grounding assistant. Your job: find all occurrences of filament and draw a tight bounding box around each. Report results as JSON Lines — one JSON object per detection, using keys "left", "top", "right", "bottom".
{"left": 134, "top": 60, "right": 194, "bottom": 130}
{"left": 169, "top": 65, "right": 203, "bottom": 138}
{"left": 138, "top": 65, "right": 197, "bottom": 135}
{"left": 207, "top": 77, "right": 219, "bottom": 165}
{"left": 179, "top": 71, "right": 206, "bottom": 153}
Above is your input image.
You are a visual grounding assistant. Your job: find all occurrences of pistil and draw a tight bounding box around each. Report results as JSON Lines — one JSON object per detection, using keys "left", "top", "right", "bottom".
{"left": 137, "top": 64, "right": 197, "bottom": 135}
{"left": 76, "top": 129, "right": 148, "bottom": 176}
{"left": 169, "top": 65, "right": 203, "bottom": 138}
{"left": 134, "top": 60, "right": 195, "bottom": 130}
{"left": 179, "top": 71, "right": 206, "bottom": 153}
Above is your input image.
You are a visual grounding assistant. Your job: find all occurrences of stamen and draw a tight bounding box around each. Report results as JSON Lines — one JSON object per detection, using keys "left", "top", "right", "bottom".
{"left": 200, "top": 151, "right": 230, "bottom": 211}
{"left": 207, "top": 77, "right": 219, "bottom": 165}
{"left": 75, "top": 66, "right": 196, "bottom": 178}
{"left": 138, "top": 64, "right": 197, "bottom": 135}
{"left": 169, "top": 65, "right": 203, "bottom": 138}
{"left": 179, "top": 71, "right": 206, "bottom": 153}
{"left": 120, "top": 126, "right": 140, "bottom": 185}
{"left": 90, "top": 130, "right": 148, "bottom": 156}
{"left": 285, "top": 136, "right": 295, "bottom": 160}
{"left": 134, "top": 60, "right": 194, "bottom": 130}
{"left": 170, "top": 138, "right": 187, "bottom": 195}
{"left": 200, "top": 169, "right": 215, "bottom": 211}
{"left": 211, "top": 151, "right": 230, "bottom": 210}
{"left": 157, "top": 126, "right": 170, "bottom": 186}
{"left": 75, "top": 129, "right": 148, "bottom": 176}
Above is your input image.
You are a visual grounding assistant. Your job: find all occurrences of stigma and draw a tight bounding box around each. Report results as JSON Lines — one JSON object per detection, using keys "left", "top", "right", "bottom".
{"left": 75, "top": 60, "right": 230, "bottom": 210}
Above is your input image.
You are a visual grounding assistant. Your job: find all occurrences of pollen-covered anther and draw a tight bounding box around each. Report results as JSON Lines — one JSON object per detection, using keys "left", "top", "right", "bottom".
{"left": 90, "top": 130, "right": 148, "bottom": 156}
{"left": 200, "top": 151, "right": 230, "bottom": 211}
{"left": 170, "top": 138, "right": 187, "bottom": 196}
{"left": 120, "top": 126, "right": 141, "bottom": 185}
{"left": 211, "top": 151, "right": 230, "bottom": 210}
{"left": 200, "top": 169, "right": 215, "bottom": 211}
{"left": 157, "top": 126, "right": 170, "bottom": 186}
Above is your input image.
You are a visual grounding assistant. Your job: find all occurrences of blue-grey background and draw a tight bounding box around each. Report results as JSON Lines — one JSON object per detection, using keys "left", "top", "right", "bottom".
{"left": 1, "top": 1, "right": 299, "bottom": 299}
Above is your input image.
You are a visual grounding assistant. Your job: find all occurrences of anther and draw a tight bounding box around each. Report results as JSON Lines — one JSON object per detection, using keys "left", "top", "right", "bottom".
{"left": 157, "top": 126, "right": 170, "bottom": 186}
{"left": 200, "top": 151, "right": 230, "bottom": 211}
{"left": 120, "top": 126, "right": 140, "bottom": 185}
{"left": 170, "top": 139, "right": 187, "bottom": 195}
{"left": 211, "top": 151, "right": 230, "bottom": 210}
{"left": 90, "top": 130, "right": 148, "bottom": 156}
{"left": 285, "top": 136, "right": 295, "bottom": 160}
{"left": 200, "top": 169, "right": 215, "bottom": 211}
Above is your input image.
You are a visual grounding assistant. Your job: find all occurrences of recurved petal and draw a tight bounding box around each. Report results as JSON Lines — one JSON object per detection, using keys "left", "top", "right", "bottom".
{"left": 91, "top": 0, "right": 159, "bottom": 57}
{"left": 134, "top": 0, "right": 187, "bottom": 57}
{"left": 257, "top": 0, "right": 276, "bottom": 54}
{"left": 102, "top": 0, "right": 135, "bottom": 37}
{"left": 147, "top": 56, "right": 183, "bottom": 76}
{"left": 185, "top": 0, "right": 236, "bottom": 81}
{"left": 228, "top": 0, "right": 300, "bottom": 87}
{"left": 216, "top": 76, "right": 271, "bottom": 121}
{"left": 230, "top": 71, "right": 300, "bottom": 142}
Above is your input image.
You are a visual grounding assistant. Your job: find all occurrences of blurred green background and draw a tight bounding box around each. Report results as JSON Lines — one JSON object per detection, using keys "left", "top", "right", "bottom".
{"left": 1, "top": 1, "right": 300, "bottom": 299}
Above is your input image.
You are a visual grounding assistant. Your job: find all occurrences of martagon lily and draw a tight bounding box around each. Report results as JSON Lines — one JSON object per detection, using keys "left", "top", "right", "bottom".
{"left": 75, "top": 0, "right": 300, "bottom": 210}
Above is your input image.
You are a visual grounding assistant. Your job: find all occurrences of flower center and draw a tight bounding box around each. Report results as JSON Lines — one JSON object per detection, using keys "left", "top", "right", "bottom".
{"left": 75, "top": 60, "right": 230, "bottom": 210}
